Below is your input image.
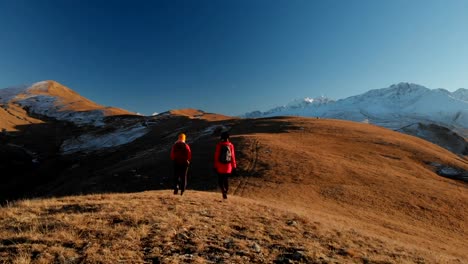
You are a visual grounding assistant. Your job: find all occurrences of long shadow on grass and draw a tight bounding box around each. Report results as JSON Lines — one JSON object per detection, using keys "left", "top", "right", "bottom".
{"left": 0, "top": 116, "right": 304, "bottom": 203}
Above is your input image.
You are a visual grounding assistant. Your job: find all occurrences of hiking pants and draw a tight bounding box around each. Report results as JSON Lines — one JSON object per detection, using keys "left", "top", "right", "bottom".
{"left": 173, "top": 163, "right": 189, "bottom": 193}
{"left": 218, "top": 173, "right": 229, "bottom": 194}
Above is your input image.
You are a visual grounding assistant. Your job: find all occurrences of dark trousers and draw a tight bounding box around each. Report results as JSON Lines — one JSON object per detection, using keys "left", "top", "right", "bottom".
{"left": 218, "top": 173, "right": 229, "bottom": 194}
{"left": 174, "top": 163, "right": 189, "bottom": 193}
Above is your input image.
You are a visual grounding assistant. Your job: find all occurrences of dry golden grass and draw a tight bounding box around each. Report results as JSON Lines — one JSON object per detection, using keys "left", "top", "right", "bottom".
{"left": 1, "top": 191, "right": 458, "bottom": 264}
{"left": 1, "top": 116, "right": 467, "bottom": 263}
{"left": 227, "top": 118, "right": 468, "bottom": 262}
{"left": 0, "top": 104, "right": 43, "bottom": 131}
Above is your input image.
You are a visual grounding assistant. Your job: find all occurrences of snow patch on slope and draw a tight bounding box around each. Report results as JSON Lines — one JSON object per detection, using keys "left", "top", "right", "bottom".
{"left": 0, "top": 85, "right": 29, "bottom": 104}
{"left": 15, "top": 94, "right": 106, "bottom": 126}
{"left": 61, "top": 124, "right": 150, "bottom": 154}
{"left": 1, "top": 81, "right": 107, "bottom": 126}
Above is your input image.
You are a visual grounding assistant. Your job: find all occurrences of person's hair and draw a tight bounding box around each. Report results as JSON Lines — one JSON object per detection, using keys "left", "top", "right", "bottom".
{"left": 220, "top": 131, "right": 229, "bottom": 141}
{"left": 178, "top": 133, "right": 186, "bottom": 141}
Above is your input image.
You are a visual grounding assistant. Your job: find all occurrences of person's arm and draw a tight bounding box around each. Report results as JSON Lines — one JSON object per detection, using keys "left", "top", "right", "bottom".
{"left": 186, "top": 144, "right": 192, "bottom": 162}
{"left": 230, "top": 143, "right": 236, "bottom": 169}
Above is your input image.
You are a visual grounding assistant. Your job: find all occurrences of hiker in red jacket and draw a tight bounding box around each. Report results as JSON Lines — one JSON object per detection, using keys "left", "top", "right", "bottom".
{"left": 214, "top": 131, "right": 237, "bottom": 199}
{"left": 170, "top": 133, "right": 192, "bottom": 195}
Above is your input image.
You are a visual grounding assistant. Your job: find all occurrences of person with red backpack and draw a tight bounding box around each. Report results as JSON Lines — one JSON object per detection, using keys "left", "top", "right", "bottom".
{"left": 170, "top": 133, "right": 192, "bottom": 195}
{"left": 214, "top": 131, "right": 237, "bottom": 199}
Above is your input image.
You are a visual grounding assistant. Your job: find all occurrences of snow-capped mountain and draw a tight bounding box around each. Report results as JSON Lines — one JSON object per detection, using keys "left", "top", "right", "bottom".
{"left": 452, "top": 88, "right": 468, "bottom": 102}
{"left": 0, "top": 80, "right": 134, "bottom": 126}
{"left": 0, "top": 80, "right": 148, "bottom": 154}
{"left": 244, "top": 96, "right": 335, "bottom": 118}
{"left": 244, "top": 82, "right": 468, "bottom": 129}
{"left": 243, "top": 83, "right": 468, "bottom": 154}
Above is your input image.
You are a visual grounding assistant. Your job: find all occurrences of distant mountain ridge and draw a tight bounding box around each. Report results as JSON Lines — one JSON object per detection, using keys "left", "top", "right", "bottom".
{"left": 244, "top": 83, "right": 468, "bottom": 128}
{"left": 0, "top": 80, "right": 147, "bottom": 154}
{"left": 0, "top": 80, "right": 134, "bottom": 127}
{"left": 452, "top": 87, "right": 468, "bottom": 101}
{"left": 1, "top": 80, "right": 467, "bottom": 155}
{"left": 244, "top": 96, "right": 335, "bottom": 118}
{"left": 243, "top": 83, "right": 468, "bottom": 154}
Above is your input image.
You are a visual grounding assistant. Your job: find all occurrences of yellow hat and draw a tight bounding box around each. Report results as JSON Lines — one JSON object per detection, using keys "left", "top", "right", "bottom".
{"left": 178, "top": 133, "right": 186, "bottom": 142}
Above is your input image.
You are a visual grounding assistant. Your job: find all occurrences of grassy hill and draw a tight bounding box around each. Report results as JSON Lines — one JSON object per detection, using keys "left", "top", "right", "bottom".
{"left": 1, "top": 116, "right": 467, "bottom": 263}
{"left": 2, "top": 191, "right": 464, "bottom": 264}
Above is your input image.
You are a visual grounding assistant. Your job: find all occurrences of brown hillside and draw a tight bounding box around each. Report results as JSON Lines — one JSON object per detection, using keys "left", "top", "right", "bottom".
{"left": 169, "top": 108, "right": 234, "bottom": 121}
{"left": 0, "top": 191, "right": 462, "bottom": 264}
{"left": 25, "top": 80, "right": 133, "bottom": 116}
{"left": 0, "top": 81, "right": 134, "bottom": 132}
{"left": 227, "top": 117, "right": 468, "bottom": 262}
{"left": 1, "top": 116, "right": 467, "bottom": 263}
{"left": 0, "top": 104, "right": 43, "bottom": 131}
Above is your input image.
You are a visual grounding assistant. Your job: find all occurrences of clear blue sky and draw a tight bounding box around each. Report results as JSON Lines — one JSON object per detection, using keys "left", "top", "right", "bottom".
{"left": 1, "top": 0, "right": 467, "bottom": 116}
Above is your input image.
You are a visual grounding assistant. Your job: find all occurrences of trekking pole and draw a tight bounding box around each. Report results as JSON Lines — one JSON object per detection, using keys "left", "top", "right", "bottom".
{"left": 187, "top": 161, "right": 192, "bottom": 190}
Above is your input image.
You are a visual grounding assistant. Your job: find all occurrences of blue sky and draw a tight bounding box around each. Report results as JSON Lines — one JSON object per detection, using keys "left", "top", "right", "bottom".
{"left": 0, "top": 0, "right": 467, "bottom": 115}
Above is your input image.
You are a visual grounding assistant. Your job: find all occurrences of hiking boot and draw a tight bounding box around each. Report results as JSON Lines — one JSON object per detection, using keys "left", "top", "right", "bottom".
{"left": 222, "top": 193, "right": 227, "bottom": 199}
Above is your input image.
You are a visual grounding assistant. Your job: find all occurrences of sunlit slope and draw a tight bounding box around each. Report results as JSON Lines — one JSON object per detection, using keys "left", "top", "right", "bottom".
{"left": 168, "top": 108, "right": 234, "bottom": 121}
{"left": 0, "top": 191, "right": 462, "bottom": 263}
{"left": 0, "top": 116, "right": 466, "bottom": 262}
{"left": 0, "top": 80, "right": 134, "bottom": 130}
{"left": 16, "top": 80, "right": 132, "bottom": 115}
{"left": 228, "top": 117, "right": 468, "bottom": 260}
{"left": 0, "top": 103, "right": 43, "bottom": 131}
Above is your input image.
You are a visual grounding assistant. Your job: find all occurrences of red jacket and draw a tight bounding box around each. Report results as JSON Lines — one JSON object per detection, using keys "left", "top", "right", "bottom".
{"left": 214, "top": 141, "right": 236, "bottom": 174}
{"left": 170, "top": 141, "right": 192, "bottom": 164}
